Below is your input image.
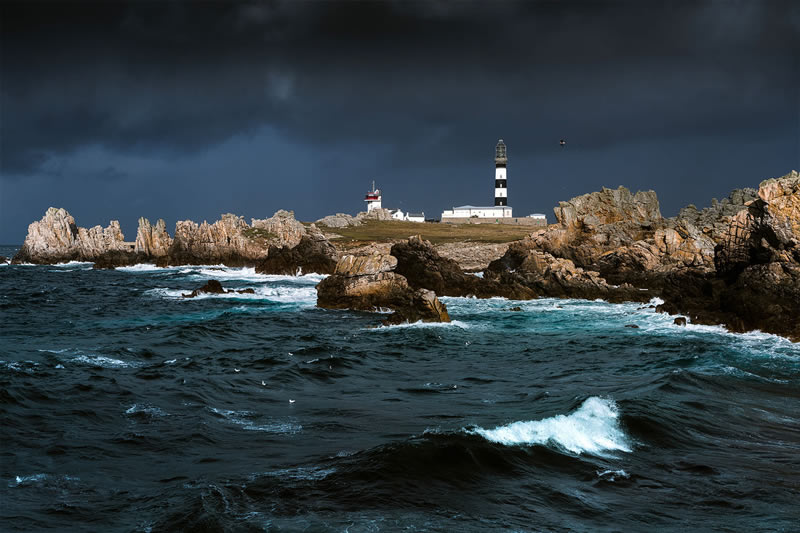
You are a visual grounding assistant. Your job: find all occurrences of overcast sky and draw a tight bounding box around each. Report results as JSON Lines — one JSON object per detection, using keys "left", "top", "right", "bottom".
{"left": 1, "top": 0, "right": 798, "bottom": 243}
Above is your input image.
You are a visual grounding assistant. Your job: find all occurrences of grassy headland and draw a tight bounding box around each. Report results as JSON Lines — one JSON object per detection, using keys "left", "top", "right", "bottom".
{"left": 317, "top": 220, "right": 535, "bottom": 248}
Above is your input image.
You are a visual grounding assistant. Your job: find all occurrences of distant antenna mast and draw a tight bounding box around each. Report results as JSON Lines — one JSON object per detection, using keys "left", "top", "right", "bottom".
{"left": 372, "top": 180, "right": 375, "bottom": 192}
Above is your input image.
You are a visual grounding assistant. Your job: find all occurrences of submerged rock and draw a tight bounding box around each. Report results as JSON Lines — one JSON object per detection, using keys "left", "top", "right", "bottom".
{"left": 182, "top": 279, "right": 256, "bottom": 298}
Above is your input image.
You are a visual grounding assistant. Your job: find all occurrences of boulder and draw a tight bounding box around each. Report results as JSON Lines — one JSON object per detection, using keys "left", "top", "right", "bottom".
{"left": 673, "top": 317, "right": 687, "bottom": 326}
{"left": 486, "top": 237, "right": 651, "bottom": 303}
{"left": 181, "top": 279, "right": 256, "bottom": 298}
{"left": 256, "top": 225, "right": 339, "bottom": 275}
{"left": 391, "top": 235, "right": 535, "bottom": 299}
{"left": 316, "top": 249, "right": 450, "bottom": 325}
{"left": 316, "top": 213, "right": 361, "bottom": 228}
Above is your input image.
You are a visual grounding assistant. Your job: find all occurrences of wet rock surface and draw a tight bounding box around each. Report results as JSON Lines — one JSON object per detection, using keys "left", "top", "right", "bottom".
{"left": 316, "top": 247, "right": 450, "bottom": 325}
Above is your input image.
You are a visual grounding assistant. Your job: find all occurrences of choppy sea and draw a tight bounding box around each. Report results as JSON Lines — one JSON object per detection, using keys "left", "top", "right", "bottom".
{"left": 1, "top": 244, "right": 799, "bottom": 532}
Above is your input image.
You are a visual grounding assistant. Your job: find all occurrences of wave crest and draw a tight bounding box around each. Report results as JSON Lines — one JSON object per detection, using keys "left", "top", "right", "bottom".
{"left": 469, "top": 397, "right": 631, "bottom": 455}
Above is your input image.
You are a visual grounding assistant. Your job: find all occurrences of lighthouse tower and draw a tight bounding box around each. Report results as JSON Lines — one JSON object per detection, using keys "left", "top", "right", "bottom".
{"left": 365, "top": 181, "right": 382, "bottom": 212}
{"left": 494, "top": 139, "right": 508, "bottom": 206}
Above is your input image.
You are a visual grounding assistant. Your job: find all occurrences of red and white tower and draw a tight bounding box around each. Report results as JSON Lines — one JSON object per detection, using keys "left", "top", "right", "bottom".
{"left": 365, "top": 181, "right": 382, "bottom": 212}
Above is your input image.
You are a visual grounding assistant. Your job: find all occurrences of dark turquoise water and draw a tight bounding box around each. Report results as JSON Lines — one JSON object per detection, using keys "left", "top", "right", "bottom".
{"left": 2, "top": 245, "right": 799, "bottom": 532}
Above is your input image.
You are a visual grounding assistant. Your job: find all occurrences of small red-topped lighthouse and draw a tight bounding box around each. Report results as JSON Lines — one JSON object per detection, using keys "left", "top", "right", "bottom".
{"left": 364, "top": 181, "right": 382, "bottom": 212}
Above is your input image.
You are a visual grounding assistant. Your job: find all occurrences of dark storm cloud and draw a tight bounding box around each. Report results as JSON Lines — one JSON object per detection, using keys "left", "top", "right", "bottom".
{"left": 2, "top": 0, "right": 797, "bottom": 177}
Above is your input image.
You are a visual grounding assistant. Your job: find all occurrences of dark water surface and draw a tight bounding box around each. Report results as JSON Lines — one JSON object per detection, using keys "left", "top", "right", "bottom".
{"left": 2, "top": 245, "right": 799, "bottom": 532}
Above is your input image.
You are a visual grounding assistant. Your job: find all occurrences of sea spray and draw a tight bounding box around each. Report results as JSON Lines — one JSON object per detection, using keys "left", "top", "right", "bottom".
{"left": 470, "top": 397, "right": 631, "bottom": 455}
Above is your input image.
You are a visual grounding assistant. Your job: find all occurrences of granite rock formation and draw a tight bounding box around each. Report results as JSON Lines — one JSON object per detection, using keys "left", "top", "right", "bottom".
{"left": 13, "top": 208, "right": 338, "bottom": 274}
{"left": 12, "top": 208, "right": 132, "bottom": 264}
{"left": 659, "top": 171, "right": 800, "bottom": 341}
{"left": 391, "top": 236, "right": 534, "bottom": 300}
{"left": 486, "top": 237, "right": 651, "bottom": 303}
{"left": 316, "top": 247, "right": 450, "bottom": 325}
{"left": 257, "top": 225, "right": 339, "bottom": 275}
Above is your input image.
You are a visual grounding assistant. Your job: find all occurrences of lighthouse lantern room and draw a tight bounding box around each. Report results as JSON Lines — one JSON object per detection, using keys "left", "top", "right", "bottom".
{"left": 365, "top": 181, "right": 382, "bottom": 212}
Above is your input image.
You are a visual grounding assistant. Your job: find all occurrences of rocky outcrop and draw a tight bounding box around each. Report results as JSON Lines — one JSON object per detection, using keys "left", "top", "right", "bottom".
{"left": 555, "top": 186, "right": 662, "bottom": 230}
{"left": 256, "top": 225, "right": 339, "bottom": 275}
{"left": 486, "top": 238, "right": 651, "bottom": 303}
{"left": 434, "top": 242, "right": 510, "bottom": 272}
{"left": 316, "top": 248, "right": 450, "bottom": 325}
{"left": 659, "top": 171, "right": 800, "bottom": 341}
{"left": 12, "top": 208, "right": 132, "bottom": 264}
{"left": 13, "top": 208, "right": 337, "bottom": 274}
{"left": 316, "top": 213, "right": 361, "bottom": 228}
{"left": 135, "top": 218, "right": 172, "bottom": 258}
{"left": 391, "top": 236, "right": 535, "bottom": 300}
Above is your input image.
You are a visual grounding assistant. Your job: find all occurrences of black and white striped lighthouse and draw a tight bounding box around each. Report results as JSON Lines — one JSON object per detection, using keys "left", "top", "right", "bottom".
{"left": 494, "top": 139, "right": 508, "bottom": 206}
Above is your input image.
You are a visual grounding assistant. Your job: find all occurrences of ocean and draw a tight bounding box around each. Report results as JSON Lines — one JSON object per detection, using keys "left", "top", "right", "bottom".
{"left": 2, "top": 244, "right": 799, "bottom": 532}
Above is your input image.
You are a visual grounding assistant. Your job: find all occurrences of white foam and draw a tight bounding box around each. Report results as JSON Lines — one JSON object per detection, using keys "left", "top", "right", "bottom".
{"left": 115, "top": 264, "right": 177, "bottom": 272}
{"left": 51, "top": 261, "right": 93, "bottom": 267}
{"left": 470, "top": 397, "right": 631, "bottom": 455}
{"left": 71, "top": 354, "right": 140, "bottom": 368}
{"left": 125, "top": 404, "right": 167, "bottom": 417}
{"left": 369, "top": 319, "right": 470, "bottom": 330}
{"left": 209, "top": 407, "right": 302, "bottom": 434}
{"left": 597, "top": 469, "right": 630, "bottom": 481}
{"left": 146, "top": 284, "right": 318, "bottom": 304}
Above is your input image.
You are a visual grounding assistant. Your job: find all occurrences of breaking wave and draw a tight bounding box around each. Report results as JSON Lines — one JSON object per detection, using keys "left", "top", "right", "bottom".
{"left": 469, "top": 397, "right": 631, "bottom": 455}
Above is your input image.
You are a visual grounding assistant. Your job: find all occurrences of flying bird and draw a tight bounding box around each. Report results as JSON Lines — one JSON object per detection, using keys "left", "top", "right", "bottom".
{"left": 560, "top": 139, "right": 566, "bottom": 147}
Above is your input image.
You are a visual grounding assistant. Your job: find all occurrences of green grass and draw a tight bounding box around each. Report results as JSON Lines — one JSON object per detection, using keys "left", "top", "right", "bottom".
{"left": 241, "top": 227, "right": 278, "bottom": 241}
{"left": 321, "top": 219, "right": 535, "bottom": 247}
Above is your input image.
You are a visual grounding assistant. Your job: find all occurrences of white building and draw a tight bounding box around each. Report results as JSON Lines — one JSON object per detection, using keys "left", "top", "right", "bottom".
{"left": 441, "top": 139, "right": 514, "bottom": 221}
{"left": 406, "top": 212, "right": 425, "bottom": 223}
{"left": 441, "top": 205, "right": 513, "bottom": 219}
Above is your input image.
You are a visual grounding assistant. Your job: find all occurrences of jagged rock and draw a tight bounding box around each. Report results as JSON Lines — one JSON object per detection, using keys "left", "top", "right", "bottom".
{"left": 434, "top": 242, "right": 510, "bottom": 272}
{"left": 0, "top": 256, "right": 7, "bottom": 264}
{"left": 555, "top": 186, "right": 662, "bottom": 229}
{"left": 391, "top": 235, "right": 535, "bottom": 300}
{"left": 12, "top": 207, "right": 131, "bottom": 264}
{"left": 509, "top": 306, "right": 523, "bottom": 312}
{"left": 758, "top": 170, "right": 800, "bottom": 247}
{"left": 486, "top": 237, "right": 651, "bottom": 303}
{"left": 661, "top": 171, "right": 800, "bottom": 341}
{"left": 135, "top": 218, "right": 172, "bottom": 257}
{"left": 251, "top": 210, "right": 306, "bottom": 248}
{"left": 316, "top": 213, "right": 362, "bottom": 228}
{"left": 673, "top": 317, "right": 687, "bottom": 326}
{"left": 256, "top": 225, "right": 338, "bottom": 275}
{"left": 316, "top": 249, "right": 450, "bottom": 324}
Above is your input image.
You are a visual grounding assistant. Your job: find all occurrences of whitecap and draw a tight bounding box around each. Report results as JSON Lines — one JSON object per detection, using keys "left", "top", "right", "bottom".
{"left": 115, "top": 264, "right": 177, "bottom": 272}
{"left": 209, "top": 407, "right": 302, "bottom": 434}
{"left": 369, "top": 319, "right": 470, "bottom": 330}
{"left": 125, "top": 404, "right": 167, "bottom": 417}
{"left": 146, "top": 284, "right": 318, "bottom": 305}
{"left": 469, "top": 397, "right": 631, "bottom": 455}
{"left": 250, "top": 466, "right": 335, "bottom": 481}
{"left": 597, "top": 469, "right": 630, "bottom": 481}
{"left": 71, "top": 354, "right": 140, "bottom": 368}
